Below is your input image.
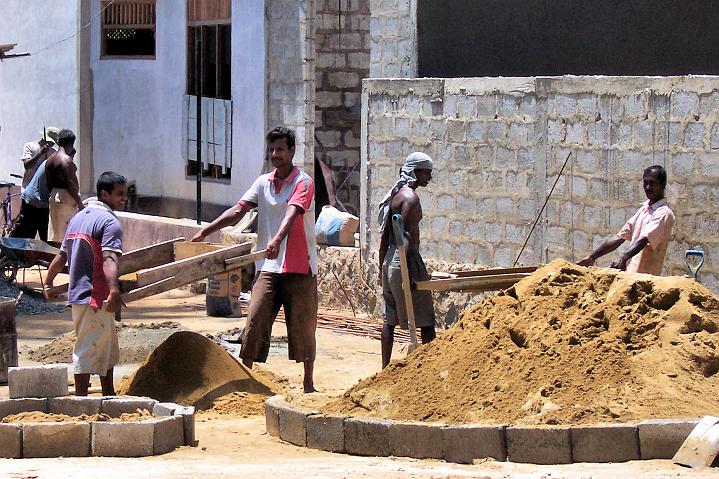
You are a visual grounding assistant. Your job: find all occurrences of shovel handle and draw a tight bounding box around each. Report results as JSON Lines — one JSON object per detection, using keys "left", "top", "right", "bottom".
{"left": 685, "top": 249, "right": 705, "bottom": 279}
{"left": 391, "top": 214, "right": 419, "bottom": 351}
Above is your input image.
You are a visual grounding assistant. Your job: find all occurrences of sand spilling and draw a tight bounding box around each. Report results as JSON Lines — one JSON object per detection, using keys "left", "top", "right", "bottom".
{"left": 119, "top": 331, "right": 280, "bottom": 410}
{"left": 324, "top": 259, "right": 719, "bottom": 425}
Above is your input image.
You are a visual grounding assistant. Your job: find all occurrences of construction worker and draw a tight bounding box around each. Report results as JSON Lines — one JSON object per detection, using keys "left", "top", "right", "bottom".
{"left": 19, "top": 127, "right": 60, "bottom": 191}
{"left": 377, "top": 152, "right": 436, "bottom": 368}
{"left": 578, "top": 165, "right": 675, "bottom": 275}
{"left": 192, "top": 126, "right": 319, "bottom": 393}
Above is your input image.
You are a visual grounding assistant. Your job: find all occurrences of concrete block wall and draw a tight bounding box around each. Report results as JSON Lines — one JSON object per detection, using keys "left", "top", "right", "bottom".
{"left": 267, "top": 0, "right": 316, "bottom": 170}
{"left": 368, "top": 0, "right": 416, "bottom": 78}
{"left": 315, "top": 0, "right": 370, "bottom": 213}
{"left": 361, "top": 76, "right": 719, "bottom": 295}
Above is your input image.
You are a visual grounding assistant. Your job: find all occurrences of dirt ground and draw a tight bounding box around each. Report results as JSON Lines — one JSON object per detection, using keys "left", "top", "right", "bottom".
{"left": 1, "top": 271, "right": 717, "bottom": 478}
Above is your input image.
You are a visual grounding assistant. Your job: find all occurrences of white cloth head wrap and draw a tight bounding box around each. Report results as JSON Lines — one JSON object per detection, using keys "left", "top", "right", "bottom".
{"left": 377, "top": 152, "right": 433, "bottom": 230}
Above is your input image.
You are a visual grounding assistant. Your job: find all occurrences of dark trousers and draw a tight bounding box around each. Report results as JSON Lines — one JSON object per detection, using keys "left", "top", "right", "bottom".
{"left": 10, "top": 200, "right": 49, "bottom": 242}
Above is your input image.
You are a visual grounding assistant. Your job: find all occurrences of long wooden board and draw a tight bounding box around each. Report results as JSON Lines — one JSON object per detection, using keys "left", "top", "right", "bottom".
{"left": 416, "top": 272, "right": 531, "bottom": 292}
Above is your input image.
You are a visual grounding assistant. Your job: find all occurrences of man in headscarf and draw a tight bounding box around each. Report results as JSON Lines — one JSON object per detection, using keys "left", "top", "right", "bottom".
{"left": 377, "top": 152, "right": 436, "bottom": 368}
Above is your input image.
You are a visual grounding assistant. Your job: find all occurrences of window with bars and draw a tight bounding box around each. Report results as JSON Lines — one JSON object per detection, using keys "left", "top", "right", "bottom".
{"left": 101, "top": 0, "right": 156, "bottom": 58}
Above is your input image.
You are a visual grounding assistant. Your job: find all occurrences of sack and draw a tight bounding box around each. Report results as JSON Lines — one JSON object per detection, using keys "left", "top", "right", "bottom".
{"left": 315, "top": 205, "right": 359, "bottom": 246}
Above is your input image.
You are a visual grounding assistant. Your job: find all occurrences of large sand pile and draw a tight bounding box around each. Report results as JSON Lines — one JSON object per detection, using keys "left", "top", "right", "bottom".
{"left": 119, "top": 331, "right": 281, "bottom": 410}
{"left": 324, "top": 259, "right": 719, "bottom": 425}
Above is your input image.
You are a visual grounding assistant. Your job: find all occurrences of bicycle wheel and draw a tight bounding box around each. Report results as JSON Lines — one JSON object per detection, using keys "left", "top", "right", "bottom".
{"left": 0, "top": 257, "right": 18, "bottom": 283}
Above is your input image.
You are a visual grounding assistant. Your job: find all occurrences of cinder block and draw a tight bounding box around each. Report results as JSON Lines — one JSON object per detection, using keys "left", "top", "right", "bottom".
{"left": 506, "top": 426, "right": 572, "bottom": 464}
{"left": 8, "top": 365, "right": 68, "bottom": 398}
{"left": 389, "top": 421, "right": 445, "bottom": 459}
{"left": 264, "top": 395, "right": 283, "bottom": 438}
{"left": 571, "top": 424, "right": 639, "bottom": 463}
{"left": 0, "top": 397, "right": 47, "bottom": 419}
{"left": 23, "top": 422, "right": 91, "bottom": 457}
{"left": 91, "top": 421, "right": 154, "bottom": 457}
{"left": 344, "top": 417, "right": 391, "bottom": 457}
{"left": 278, "top": 403, "right": 315, "bottom": 447}
{"left": 0, "top": 423, "right": 22, "bottom": 458}
{"left": 152, "top": 402, "right": 180, "bottom": 417}
{"left": 306, "top": 414, "right": 345, "bottom": 453}
{"left": 48, "top": 396, "right": 102, "bottom": 416}
{"left": 639, "top": 419, "right": 700, "bottom": 460}
{"left": 442, "top": 424, "right": 506, "bottom": 463}
{"left": 174, "top": 406, "right": 196, "bottom": 446}
{"left": 101, "top": 397, "right": 156, "bottom": 417}
{"left": 153, "top": 416, "right": 184, "bottom": 455}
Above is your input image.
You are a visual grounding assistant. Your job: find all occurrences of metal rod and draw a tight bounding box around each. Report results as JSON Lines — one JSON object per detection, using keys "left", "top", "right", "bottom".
{"left": 195, "top": 30, "right": 202, "bottom": 225}
{"left": 513, "top": 152, "right": 572, "bottom": 267}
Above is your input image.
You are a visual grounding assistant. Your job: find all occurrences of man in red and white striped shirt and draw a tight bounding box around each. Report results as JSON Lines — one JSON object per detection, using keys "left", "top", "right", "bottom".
{"left": 193, "top": 126, "right": 318, "bottom": 392}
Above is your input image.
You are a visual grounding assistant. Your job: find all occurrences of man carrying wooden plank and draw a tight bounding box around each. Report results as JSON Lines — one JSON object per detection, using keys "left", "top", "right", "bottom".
{"left": 44, "top": 172, "right": 128, "bottom": 396}
{"left": 192, "top": 126, "right": 319, "bottom": 393}
{"left": 578, "top": 165, "right": 675, "bottom": 275}
{"left": 377, "top": 152, "right": 436, "bottom": 368}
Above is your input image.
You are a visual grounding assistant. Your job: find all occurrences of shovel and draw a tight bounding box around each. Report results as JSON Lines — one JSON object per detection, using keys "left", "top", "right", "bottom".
{"left": 685, "top": 250, "right": 705, "bottom": 280}
{"left": 391, "top": 214, "right": 419, "bottom": 353}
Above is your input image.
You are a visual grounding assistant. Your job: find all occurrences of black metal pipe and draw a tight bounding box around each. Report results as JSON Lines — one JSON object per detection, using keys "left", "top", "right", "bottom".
{"left": 195, "top": 31, "right": 202, "bottom": 225}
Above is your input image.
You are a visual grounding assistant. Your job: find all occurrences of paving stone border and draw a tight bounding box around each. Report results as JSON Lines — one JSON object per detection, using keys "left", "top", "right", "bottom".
{"left": 0, "top": 396, "right": 196, "bottom": 458}
{"left": 264, "top": 395, "right": 700, "bottom": 464}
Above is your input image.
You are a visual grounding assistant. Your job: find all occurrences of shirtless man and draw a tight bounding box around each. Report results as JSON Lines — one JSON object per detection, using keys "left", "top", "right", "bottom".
{"left": 377, "top": 152, "right": 436, "bottom": 368}
{"left": 46, "top": 129, "right": 84, "bottom": 224}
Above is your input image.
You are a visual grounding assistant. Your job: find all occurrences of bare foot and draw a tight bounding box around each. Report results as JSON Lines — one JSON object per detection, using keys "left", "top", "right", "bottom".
{"left": 303, "top": 384, "right": 317, "bottom": 393}
{"left": 242, "top": 358, "right": 253, "bottom": 368}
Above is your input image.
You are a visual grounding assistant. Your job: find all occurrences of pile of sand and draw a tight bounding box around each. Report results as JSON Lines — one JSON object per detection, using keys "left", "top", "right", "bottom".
{"left": 203, "top": 392, "right": 270, "bottom": 417}
{"left": 119, "top": 331, "right": 280, "bottom": 410}
{"left": 28, "top": 322, "right": 181, "bottom": 364}
{"left": 2, "top": 409, "right": 153, "bottom": 424}
{"left": 324, "top": 259, "right": 719, "bottom": 425}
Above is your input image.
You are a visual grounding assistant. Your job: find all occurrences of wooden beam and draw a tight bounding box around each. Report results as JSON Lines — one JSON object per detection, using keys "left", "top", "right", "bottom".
{"left": 415, "top": 273, "right": 531, "bottom": 292}
{"left": 431, "top": 266, "right": 538, "bottom": 279}
{"left": 134, "top": 242, "right": 252, "bottom": 287}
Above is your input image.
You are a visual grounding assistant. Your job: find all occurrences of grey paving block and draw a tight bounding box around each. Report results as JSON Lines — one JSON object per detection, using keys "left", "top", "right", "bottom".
{"left": 153, "top": 416, "right": 185, "bottom": 455}
{"left": 639, "top": 419, "right": 700, "bottom": 459}
{"left": 389, "top": 421, "right": 445, "bottom": 459}
{"left": 101, "top": 397, "right": 156, "bottom": 417}
{"left": 91, "top": 421, "right": 154, "bottom": 457}
{"left": 264, "top": 395, "right": 283, "bottom": 438}
{"left": 571, "top": 424, "right": 640, "bottom": 463}
{"left": 48, "top": 396, "right": 102, "bottom": 417}
{"left": 345, "top": 417, "right": 391, "bottom": 457}
{"left": 507, "top": 426, "right": 572, "bottom": 464}
{"left": 0, "top": 423, "right": 22, "bottom": 458}
{"left": 23, "top": 422, "right": 91, "bottom": 457}
{"left": 174, "top": 406, "right": 196, "bottom": 446}
{"left": 278, "top": 402, "right": 315, "bottom": 447}
{"left": 0, "top": 397, "right": 47, "bottom": 419}
{"left": 306, "top": 414, "right": 345, "bottom": 453}
{"left": 8, "top": 365, "right": 68, "bottom": 398}
{"left": 152, "top": 402, "right": 180, "bottom": 417}
{"left": 442, "top": 424, "right": 506, "bottom": 463}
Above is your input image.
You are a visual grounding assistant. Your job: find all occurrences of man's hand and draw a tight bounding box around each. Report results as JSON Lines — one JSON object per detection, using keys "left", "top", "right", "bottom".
{"left": 104, "top": 290, "right": 123, "bottom": 313}
{"left": 42, "top": 280, "right": 55, "bottom": 300}
{"left": 577, "top": 256, "right": 595, "bottom": 267}
{"left": 190, "top": 230, "right": 206, "bottom": 242}
{"left": 609, "top": 256, "right": 629, "bottom": 271}
{"left": 266, "top": 237, "right": 281, "bottom": 259}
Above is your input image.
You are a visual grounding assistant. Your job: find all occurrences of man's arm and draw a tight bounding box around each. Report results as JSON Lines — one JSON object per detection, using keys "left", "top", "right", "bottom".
{"left": 266, "top": 205, "right": 303, "bottom": 259}
{"left": 608, "top": 237, "right": 649, "bottom": 271}
{"left": 191, "top": 203, "right": 248, "bottom": 242}
{"left": 102, "top": 250, "right": 122, "bottom": 312}
{"left": 577, "top": 235, "right": 625, "bottom": 266}
{"left": 43, "top": 251, "right": 68, "bottom": 297}
{"left": 22, "top": 142, "right": 50, "bottom": 172}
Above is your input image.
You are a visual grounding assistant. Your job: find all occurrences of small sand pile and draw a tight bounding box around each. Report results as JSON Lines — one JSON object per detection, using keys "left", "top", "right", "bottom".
{"left": 119, "top": 331, "right": 280, "bottom": 410}
{"left": 324, "top": 259, "right": 719, "bottom": 425}
{"left": 2, "top": 409, "right": 153, "bottom": 424}
{"left": 28, "top": 322, "right": 182, "bottom": 364}
{"left": 204, "top": 392, "right": 269, "bottom": 417}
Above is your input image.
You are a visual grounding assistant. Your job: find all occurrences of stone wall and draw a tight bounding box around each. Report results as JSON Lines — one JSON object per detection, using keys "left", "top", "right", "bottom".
{"left": 361, "top": 77, "right": 719, "bottom": 295}
{"left": 266, "top": 0, "right": 316, "bottom": 169}
{"left": 315, "top": 0, "right": 370, "bottom": 213}
{"left": 368, "top": 0, "right": 416, "bottom": 78}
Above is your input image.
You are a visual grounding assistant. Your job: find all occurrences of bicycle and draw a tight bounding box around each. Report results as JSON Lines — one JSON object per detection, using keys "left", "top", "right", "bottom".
{"left": 0, "top": 174, "right": 23, "bottom": 281}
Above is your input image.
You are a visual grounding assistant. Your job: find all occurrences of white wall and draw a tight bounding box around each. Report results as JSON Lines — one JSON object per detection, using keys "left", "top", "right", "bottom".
{"left": 0, "top": 0, "right": 79, "bottom": 183}
{"left": 91, "top": 0, "right": 266, "bottom": 207}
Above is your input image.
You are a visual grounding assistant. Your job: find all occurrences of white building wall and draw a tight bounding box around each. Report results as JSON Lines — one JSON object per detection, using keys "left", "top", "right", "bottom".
{"left": 90, "top": 0, "right": 266, "bottom": 206}
{"left": 0, "top": 0, "right": 80, "bottom": 183}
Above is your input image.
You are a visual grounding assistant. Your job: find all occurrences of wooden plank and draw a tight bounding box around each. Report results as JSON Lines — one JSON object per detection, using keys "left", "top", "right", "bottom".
{"left": 223, "top": 250, "right": 267, "bottom": 269}
{"left": 431, "top": 266, "right": 538, "bottom": 279}
{"left": 173, "top": 241, "right": 223, "bottom": 260}
{"left": 134, "top": 241, "right": 252, "bottom": 287}
{"left": 415, "top": 273, "right": 530, "bottom": 292}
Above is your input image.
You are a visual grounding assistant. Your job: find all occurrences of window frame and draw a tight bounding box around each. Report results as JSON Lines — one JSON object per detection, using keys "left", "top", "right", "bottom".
{"left": 100, "top": 0, "right": 157, "bottom": 60}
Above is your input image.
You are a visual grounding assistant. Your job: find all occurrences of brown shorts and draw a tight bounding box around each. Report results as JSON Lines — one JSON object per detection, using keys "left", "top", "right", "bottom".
{"left": 239, "top": 272, "right": 318, "bottom": 363}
